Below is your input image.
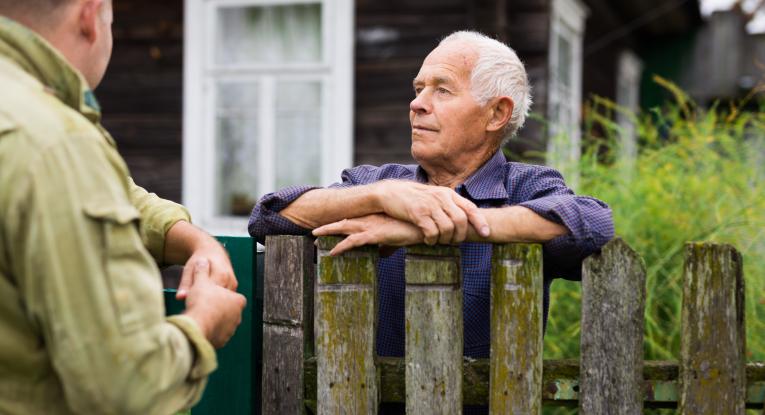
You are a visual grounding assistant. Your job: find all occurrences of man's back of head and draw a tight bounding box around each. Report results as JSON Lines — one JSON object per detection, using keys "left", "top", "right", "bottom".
{"left": 0, "top": 0, "right": 114, "bottom": 88}
{"left": 0, "top": 0, "right": 73, "bottom": 27}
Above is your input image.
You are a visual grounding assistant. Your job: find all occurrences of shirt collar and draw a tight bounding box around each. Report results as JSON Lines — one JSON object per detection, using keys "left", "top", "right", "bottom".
{"left": 414, "top": 149, "right": 510, "bottom": 202}
{"left": 0, "top": 17, "right": 102, "bottom": 123}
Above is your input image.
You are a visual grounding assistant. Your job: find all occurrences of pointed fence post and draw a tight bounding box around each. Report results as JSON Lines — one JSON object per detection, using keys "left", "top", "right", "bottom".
{"left": 404, "top": 245, "right": 463, "bottom": 414}
{"left": 262, "top": 236, "right": 315, "bottom": 415}
{"left": 579, "top": 238, "right": 646, "bottom": 415}
{"left": 315, "top": 237, "right": 378, "bottom": 415}
{"left": 489, "top": 243, "right": 544, "bottom": 414}
{"left": 680, "top": 242, "right": 746, "bottom": 414}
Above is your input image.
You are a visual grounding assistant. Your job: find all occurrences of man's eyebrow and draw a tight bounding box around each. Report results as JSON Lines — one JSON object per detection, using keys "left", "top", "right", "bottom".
{"left": 412, "top": 76, "right": 455, "bottom": 87}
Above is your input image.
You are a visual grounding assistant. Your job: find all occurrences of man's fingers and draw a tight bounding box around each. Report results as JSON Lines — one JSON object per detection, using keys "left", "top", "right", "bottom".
{"left": 438, "top": 195, "right": 468, "bottom": 243}
{"left": 330, "top": 233, "right": 369, "bottom": 256}
{"left": 313, "top": 219, "right": 355, "bottom": 237}
{"left": 430, "top": 208, "right": 455, "bottom": 245}
{"left": 176, "top": 264, "right": 194, "bottom": 300}
{"left": 416, "top": 216, "right": 439, "bottom": 245}
{"left": 192, "top": 258, "right": 211, "bottom": 284}
{"left": 453, "top": 195, "right": 490, "bottom": 237}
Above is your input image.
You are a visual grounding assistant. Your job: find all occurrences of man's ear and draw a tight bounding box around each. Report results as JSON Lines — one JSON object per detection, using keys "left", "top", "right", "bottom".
{"left": 486, "top": 96, "right": 514, "bottom": 133}
{"left": 78, "top": 0, "right": 102, "bottom": 44}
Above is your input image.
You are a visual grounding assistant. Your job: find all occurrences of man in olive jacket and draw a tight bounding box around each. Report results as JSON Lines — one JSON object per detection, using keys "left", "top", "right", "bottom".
{"left": 0, "top": 1, "right": 246, "bottom": 413}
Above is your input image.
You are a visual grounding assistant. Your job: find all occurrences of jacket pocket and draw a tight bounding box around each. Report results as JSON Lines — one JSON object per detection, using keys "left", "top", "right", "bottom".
{"left": 83, "top": 199, "right": 161, "bottom": 333}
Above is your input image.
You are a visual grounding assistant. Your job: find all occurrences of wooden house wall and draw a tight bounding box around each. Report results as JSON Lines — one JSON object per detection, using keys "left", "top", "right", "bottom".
{"left": 99, "top": 0, "right": 184, "bottom": 203}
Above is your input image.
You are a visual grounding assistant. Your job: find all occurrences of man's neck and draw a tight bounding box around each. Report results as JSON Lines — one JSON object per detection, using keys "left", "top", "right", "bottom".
{"left": 422, "top": 145, "right": 498, "bottom": 189}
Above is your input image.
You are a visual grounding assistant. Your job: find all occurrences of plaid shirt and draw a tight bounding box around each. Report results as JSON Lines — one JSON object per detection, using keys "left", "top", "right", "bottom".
{"left": 249, "top": 150, "right": 613, "bottom": 358}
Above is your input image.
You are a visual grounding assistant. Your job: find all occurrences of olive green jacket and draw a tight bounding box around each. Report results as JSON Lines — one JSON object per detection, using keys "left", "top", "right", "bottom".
{"left": 0, "top": 17, "right": 216, "bottom": 414}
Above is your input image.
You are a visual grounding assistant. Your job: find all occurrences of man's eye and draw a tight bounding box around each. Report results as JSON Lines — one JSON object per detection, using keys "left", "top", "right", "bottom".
{"left": 437, "top": 87, "right": 450, "bottom": 94}
{"left": 414, "top": 87, "right": 423, "bottom": 95}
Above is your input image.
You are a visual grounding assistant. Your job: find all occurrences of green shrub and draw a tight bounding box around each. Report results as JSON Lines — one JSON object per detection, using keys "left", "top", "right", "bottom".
{"left": 542, "top": 76, "right": 765, "bottom": 363}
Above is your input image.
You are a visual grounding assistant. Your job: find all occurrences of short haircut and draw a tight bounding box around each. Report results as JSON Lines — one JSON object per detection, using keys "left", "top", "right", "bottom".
{"left": 0, "top": 0, "right": 73, "bottom": 16}
{"left": 439, "top": 31, "right": 533, "bottom": 142}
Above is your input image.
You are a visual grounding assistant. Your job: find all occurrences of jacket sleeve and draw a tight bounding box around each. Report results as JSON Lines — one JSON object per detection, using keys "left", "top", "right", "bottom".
{"left": 517, "top": 167, "right": 614, "bottom": 281}
{"left": 5, "top": 137, "right": 216, "bottom": 415}
{"left": 127, "top": 177, "right": 191, "bottom": 265}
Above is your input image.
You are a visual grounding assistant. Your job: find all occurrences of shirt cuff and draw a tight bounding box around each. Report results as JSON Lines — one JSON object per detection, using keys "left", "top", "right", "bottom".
{"left": 248, "top": 185, "right": 319, "bottom": 243}
{"left": 144, "top": 203, "right": 192, "bottom": 264}
{"left": 167, "top": 314, "right": 218, "bottom": 380}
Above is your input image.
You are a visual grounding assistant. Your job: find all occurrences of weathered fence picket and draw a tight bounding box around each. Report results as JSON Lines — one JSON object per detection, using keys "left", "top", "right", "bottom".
{"left": 404, "top": 245, "right": 463, "bottom": 414}
{"left": 261, "top": 236, "right": 765, "bottom": 414}
{"left": 262, "top": 235, "right": 315, "bottom": 414}
{"left": 489, "top": 243, "right": 543, "bottom": 414}
{"left": 680, "top": 243, "right": 746, "bottom": 414}
{"left": 580, "top": 237, "right": 646, "bottom": 414}
{"left": 315, "top": 237, "right": 378, "bottom": 415}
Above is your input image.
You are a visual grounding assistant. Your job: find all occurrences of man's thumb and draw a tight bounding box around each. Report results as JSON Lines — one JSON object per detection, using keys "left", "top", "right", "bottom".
{"left": 192, "top": 258, "right": 211, "bottom": 285}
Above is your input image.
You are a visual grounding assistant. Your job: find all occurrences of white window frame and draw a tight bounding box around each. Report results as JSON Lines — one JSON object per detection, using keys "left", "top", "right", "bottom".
{"left": 615, "top": 49, "right": 643, "bottom": 165}
{"left": 183, "top": 0, "right": 354, "bottom": 236}
{"left": 547, "top": 0, "right": 588, "bottom": 186}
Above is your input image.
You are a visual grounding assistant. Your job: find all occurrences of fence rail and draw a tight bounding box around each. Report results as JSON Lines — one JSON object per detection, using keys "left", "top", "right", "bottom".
{"left": 261, "top": 235, "right": 765, "bottom": 414}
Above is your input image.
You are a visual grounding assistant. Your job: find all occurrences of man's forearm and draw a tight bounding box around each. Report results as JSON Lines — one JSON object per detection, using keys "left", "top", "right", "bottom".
{"left": 280, "top": 185, "right": 382, "bottom": 229}
{"left": 466, "top": 206, "right": 568, "bottom": 243}
{"left": 164, "top": 220, "right": 218, "bottom": 265}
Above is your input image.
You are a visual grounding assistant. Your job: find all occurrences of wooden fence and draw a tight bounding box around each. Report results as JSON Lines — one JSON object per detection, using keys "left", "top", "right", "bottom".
{"left": 261, "top": 235, "right": 765, "bottom": 414}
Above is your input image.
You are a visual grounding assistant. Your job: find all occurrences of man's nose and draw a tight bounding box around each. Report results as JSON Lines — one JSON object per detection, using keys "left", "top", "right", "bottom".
{"left": 410, "top": 92, "right": 430, "bottom": 114}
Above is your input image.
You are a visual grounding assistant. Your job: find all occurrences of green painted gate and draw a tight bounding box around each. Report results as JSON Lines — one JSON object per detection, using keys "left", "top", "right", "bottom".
{"left": 164, "top": 236, "right": 263, "bottom": 415}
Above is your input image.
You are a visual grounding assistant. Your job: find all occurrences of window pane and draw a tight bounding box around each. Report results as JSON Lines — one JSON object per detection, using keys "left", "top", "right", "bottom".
{"left": 216, "top": 3, "right": 322, "bottom": 66}
{"left": 275, "top": 81, "right": 322, "bottom": 189}
{"left": 215, "top": 81, "right": 260, "bottom": 216}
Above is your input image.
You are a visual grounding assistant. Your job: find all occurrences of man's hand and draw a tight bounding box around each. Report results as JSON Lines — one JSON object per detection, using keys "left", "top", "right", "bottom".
{"left": 313, "top": 214, "right": 424, "bottom": 255}
{"left": 165, "top": 221, "right": 237, "bottom": 300}
{"left": 183, "top": 258, "right": 247, "bottom": 349}
{"left": 371, "top": 180, "right": 490, "bottom": 245}
{"left": 176, "top": 239, "right": 237, "bottom": 300}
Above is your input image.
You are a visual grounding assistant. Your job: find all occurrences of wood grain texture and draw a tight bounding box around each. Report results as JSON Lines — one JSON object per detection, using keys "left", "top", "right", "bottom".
{"left": 489, "top": 243, "right": 544, "bottom": 414}
{"left": 680, "top": 242, "right": 746, "bottom": 415}
{"left": 405, "top": 245, "right": 463, "bottom": 414}
{"left": 262, "top": 236, "right": 315, "bottom": 415}
{"left": 315, "top": 237, "right": 378, "bottom": 415}
{"left": 579, "top": 238, "right": 646, "bottom": 415}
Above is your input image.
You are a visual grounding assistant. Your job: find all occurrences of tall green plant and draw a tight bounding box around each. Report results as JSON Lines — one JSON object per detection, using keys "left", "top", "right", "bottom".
{"left": 543, "top": 77, "right": 765, "bottom": 363}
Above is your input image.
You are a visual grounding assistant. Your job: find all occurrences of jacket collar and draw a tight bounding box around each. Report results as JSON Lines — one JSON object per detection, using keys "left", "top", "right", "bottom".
{"left": 0, "top": 17, "right": 101, "bottom": 123}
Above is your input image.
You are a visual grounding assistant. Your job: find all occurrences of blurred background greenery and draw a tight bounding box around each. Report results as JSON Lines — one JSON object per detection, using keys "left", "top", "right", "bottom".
{"left": 537, "top": 78, "right": 765, "bottom": 413}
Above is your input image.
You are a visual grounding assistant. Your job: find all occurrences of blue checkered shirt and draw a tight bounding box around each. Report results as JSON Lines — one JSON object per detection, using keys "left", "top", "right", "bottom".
{"left": 249, "top": 150, "right": 614, "bottom": 358}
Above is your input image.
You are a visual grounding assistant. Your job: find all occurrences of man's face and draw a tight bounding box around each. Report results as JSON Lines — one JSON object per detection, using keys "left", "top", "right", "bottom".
{"left": 409, "top": 41, "right": 493, "bottom": 169}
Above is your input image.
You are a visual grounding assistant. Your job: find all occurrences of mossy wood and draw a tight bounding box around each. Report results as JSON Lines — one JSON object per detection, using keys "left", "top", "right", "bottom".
{"left": 404, "top": 245, "right": 463, "bottom": 414}
{"left": 315, "top": 237, "right": 379, "bottom": 414}
{"left": 680, "top": 242, "right": 746, "bottom": 415}
{"left": 302, "top": 359, "right": 765, "bottom": 410}
{"left": 262, "top": 235, "right": 315, "bottom": 415}
{"left": 489, "top": 243, "right": 543, "bottom": 414}
{"left": 580, "top": 238, "right": 646, "bottom": 415}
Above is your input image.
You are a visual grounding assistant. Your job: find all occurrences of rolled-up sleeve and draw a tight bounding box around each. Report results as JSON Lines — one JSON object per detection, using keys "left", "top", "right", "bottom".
{"left": 6, "top": 138, "right": 216, "bottom": 414}
{"left": 247, "top": 164, "right": 415, "bottom": 243}
{"left": 247, "top": 185, "right": 319, "bottom": 243}
{"left": 517, "top": 168, "right": 614, "bottom": 280}
{"left": 127, "top": 178, "right": 191, "bottom": 265}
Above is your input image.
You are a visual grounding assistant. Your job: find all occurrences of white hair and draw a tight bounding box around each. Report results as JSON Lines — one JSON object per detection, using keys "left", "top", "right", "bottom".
{"left": 439, "top": 31, "right": 532, "bottom": 142}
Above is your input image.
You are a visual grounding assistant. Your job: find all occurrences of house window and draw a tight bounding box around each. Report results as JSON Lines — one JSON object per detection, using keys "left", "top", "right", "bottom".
{"left": 616, "top": 50, "right": 643, "bottom": 164}
{"left": 547, "top": 0, "right": 588, "bottom": 184}
{"left": 183, "top": 0, "right": 354, "bottom": 235}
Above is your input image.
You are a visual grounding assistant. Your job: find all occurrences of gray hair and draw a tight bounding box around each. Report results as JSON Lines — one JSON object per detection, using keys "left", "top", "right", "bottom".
{"left": 439, "top": 31, "right": 532, "bottom": 142}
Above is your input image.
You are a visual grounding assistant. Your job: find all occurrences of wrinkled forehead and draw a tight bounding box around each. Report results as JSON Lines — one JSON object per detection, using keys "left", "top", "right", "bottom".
{"left": 416, "top": 41, "right": 478, "bottom": 84}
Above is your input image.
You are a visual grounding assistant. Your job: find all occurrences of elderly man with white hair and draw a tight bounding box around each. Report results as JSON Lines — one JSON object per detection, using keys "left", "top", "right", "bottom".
{"left": 250, "top": 29, "right": 613, "bottom": 374}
